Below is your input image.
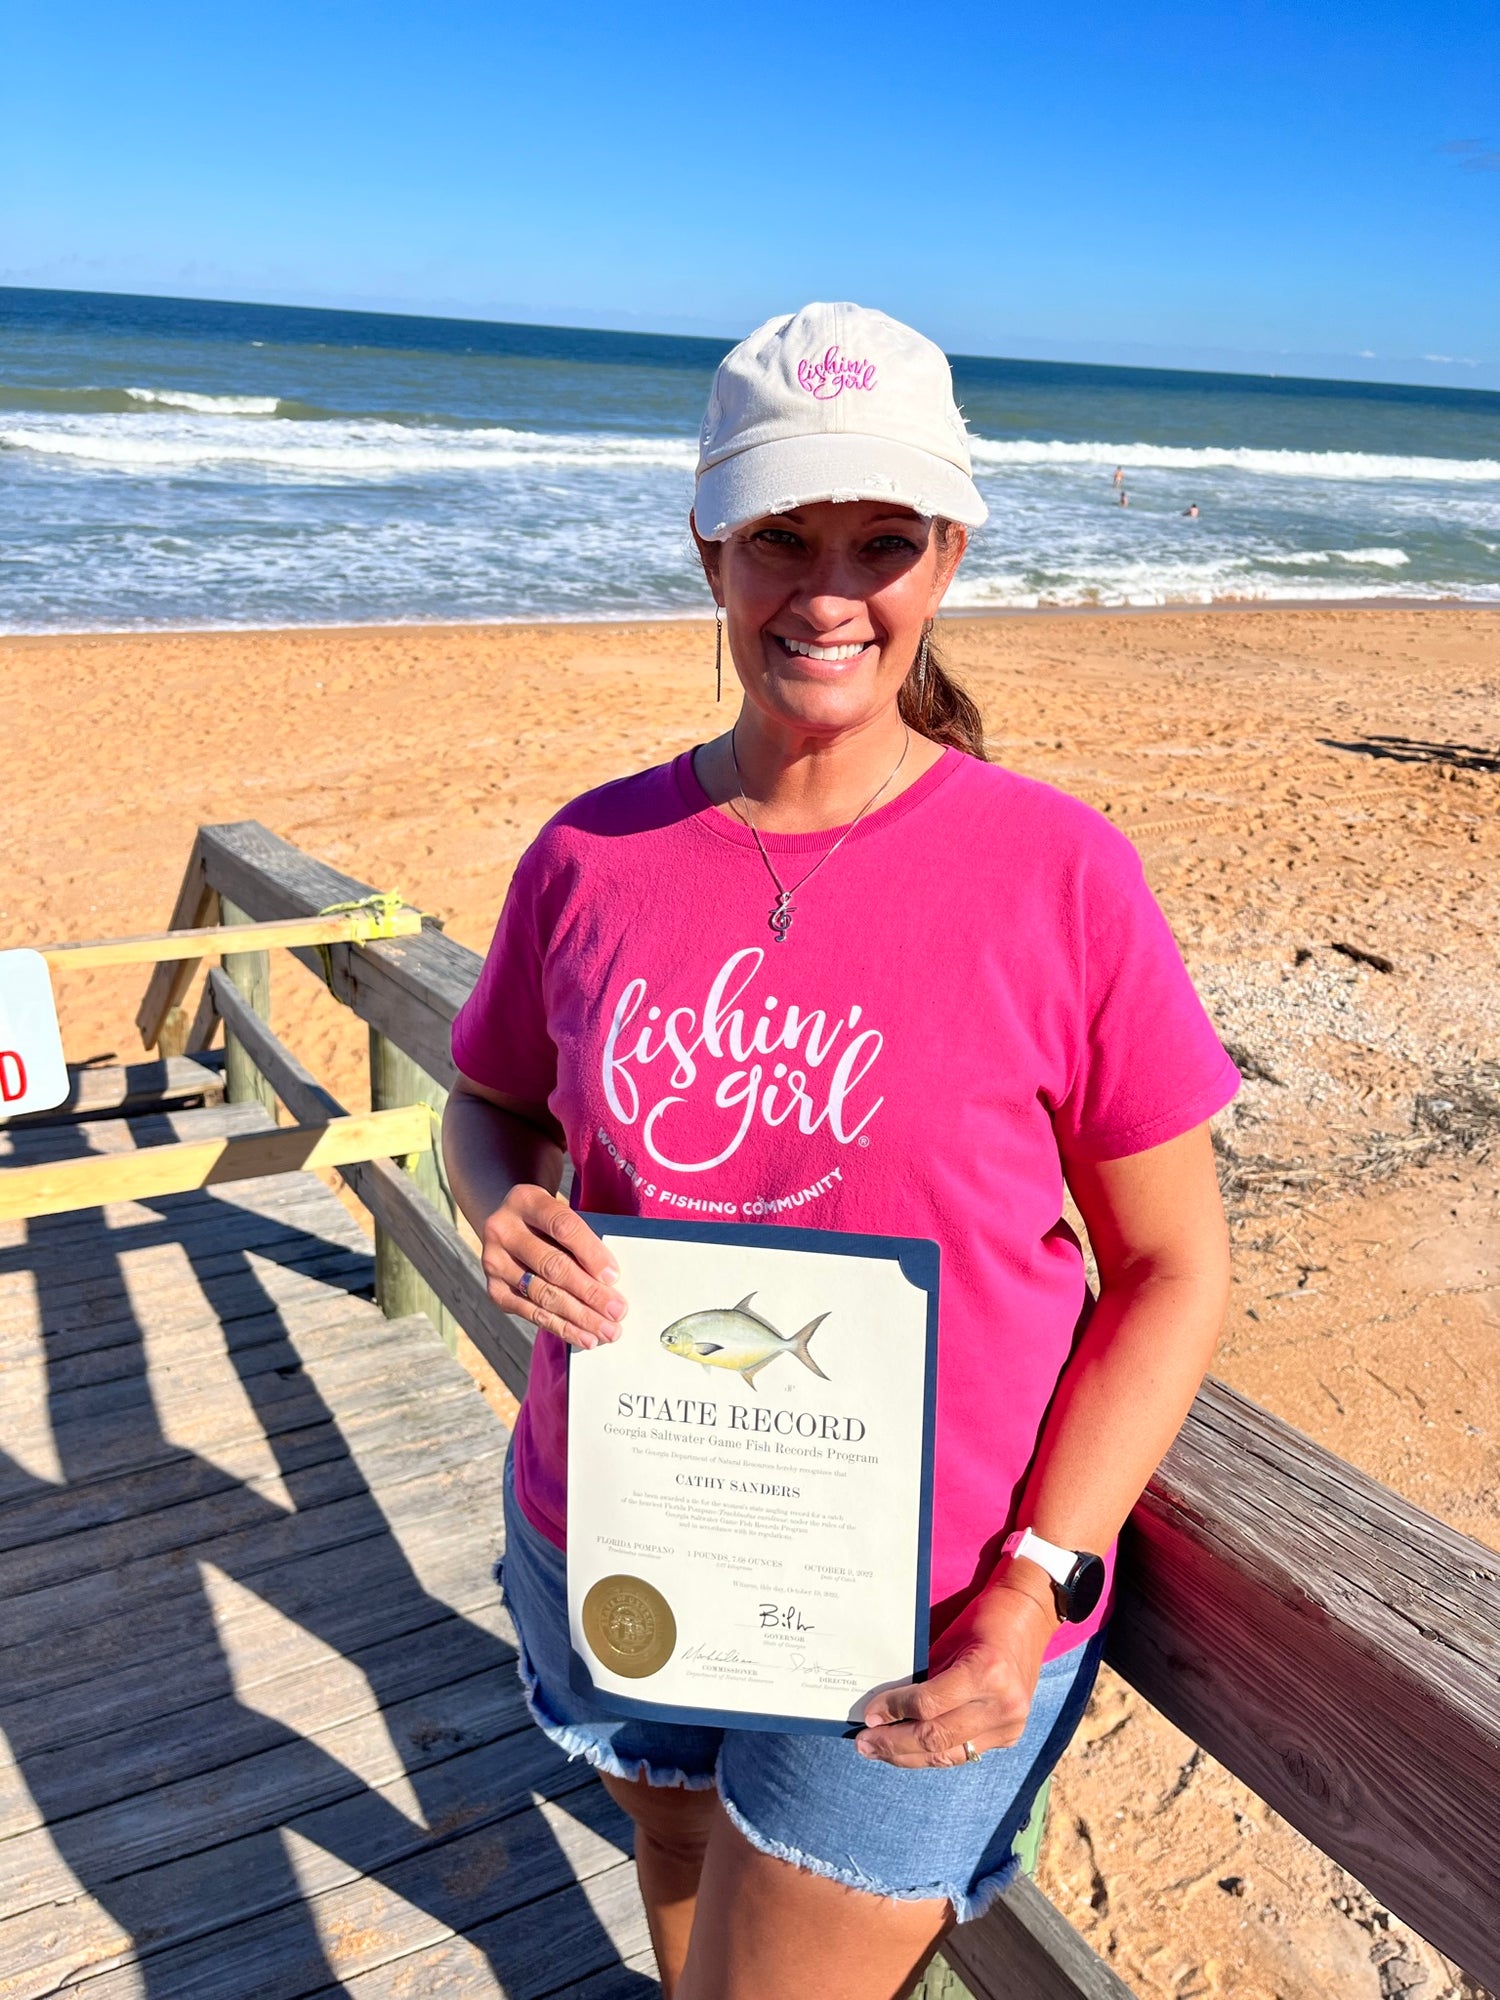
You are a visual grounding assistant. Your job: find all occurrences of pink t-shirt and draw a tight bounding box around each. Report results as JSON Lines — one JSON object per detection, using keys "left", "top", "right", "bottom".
{"left": 453, "top": 747, "right": 1238, "bottom": 1659}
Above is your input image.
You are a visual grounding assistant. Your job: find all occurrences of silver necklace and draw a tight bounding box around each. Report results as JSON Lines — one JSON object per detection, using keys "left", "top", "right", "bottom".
{"left": 728, "top": 726, "right": 911, "bottom": 943}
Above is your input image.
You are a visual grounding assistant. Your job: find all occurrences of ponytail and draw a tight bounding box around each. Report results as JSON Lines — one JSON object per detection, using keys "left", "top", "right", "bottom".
{"left": 897, "top": 520, "right": 988, "bottom": 759}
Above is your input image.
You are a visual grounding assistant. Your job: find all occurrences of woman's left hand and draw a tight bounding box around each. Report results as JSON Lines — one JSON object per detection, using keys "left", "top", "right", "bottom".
{"left": 854, "top": 1576, "right": 1058, "bottom": 1768}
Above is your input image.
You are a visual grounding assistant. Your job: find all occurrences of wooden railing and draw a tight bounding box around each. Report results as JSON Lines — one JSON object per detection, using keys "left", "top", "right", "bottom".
{"left": 137, "top": 821, "right": 1500, "bottom": 2000}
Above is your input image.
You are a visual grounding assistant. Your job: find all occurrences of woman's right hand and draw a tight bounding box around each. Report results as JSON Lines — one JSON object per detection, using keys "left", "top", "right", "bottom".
{"left": 479, "top": 1185, "right": 629, "bottom": 1349}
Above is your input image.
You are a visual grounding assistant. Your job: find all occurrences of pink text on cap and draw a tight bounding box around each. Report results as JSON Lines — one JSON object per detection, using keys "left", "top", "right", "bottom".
{"left": 796, "top": 345, "right": 878, "bottom": 400}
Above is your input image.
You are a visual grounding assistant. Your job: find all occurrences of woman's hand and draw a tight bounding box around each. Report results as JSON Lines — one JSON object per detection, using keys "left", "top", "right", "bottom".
{"left": 480, "top": 1185, "right": 628, "bottom": 1349}
{"left": 854, "top": 1575, "right": 1058, "bottom": 1768}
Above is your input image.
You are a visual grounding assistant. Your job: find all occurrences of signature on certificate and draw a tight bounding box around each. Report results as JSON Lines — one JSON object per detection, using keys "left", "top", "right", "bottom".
{"left": 758, "top": 1602, "right": 815, "bottom": 1633}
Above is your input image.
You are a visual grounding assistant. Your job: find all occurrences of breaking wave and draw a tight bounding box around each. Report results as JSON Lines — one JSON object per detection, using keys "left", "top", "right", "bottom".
{"left": 1260, "top": 547, "right": 1411, "bottom": 567}
{"left": 3, "top": 366, "right": 1497, "bottom": 626}
{"left": 0, "top": 413, "right": 698, "bottom": 478}
{"left": 124, "top": 386, "right": 283, "bottom": 415}
{"left": 966, "top": 437, "right": 1500, "bottom": 483}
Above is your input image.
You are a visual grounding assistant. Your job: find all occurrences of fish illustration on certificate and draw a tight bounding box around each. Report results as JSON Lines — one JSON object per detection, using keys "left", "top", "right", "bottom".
{"left": 566, "top": 1213, "right": 939, "bottom": 1732}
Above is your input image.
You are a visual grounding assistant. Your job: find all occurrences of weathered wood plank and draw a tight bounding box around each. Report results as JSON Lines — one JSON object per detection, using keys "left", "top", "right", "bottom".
{"left": 0, "top": 1591, "right": 515, "bottom": 1838}
{"left": 0, "top": 1057, "right": 224, "bottom": 1128}
{"left": 1108, "top": 1376, "right": 1500, "bottom": 1991}
{"left": 0, "top": 1094, "right": 274, "bottom": 1166}
{"left": 0, "top": 1320, "right": 473, "bottom": 1518}
{"left": 0, "top": 1187, "right": 365, "bottom": 1297}
{"left": 0, "top": 1528, "right": 506, "bottom": 1784}
{"left": 185, "top": 968, "right": 223, "bottom": 1052}
{"left": 343, "top": 1148, "right": 533, "bottom": 1401}
{"left": 0, "top": 1386, "right": 500, "bottom": 1600}
{"left": 0, "top": 1105, "right": 433, "bottom": 1222}
{"left": 0, "top": 1187, "right": 371, "bottom": 1325}
{"left": 542, "top": 1954, "right": 660, "bottom": 2000}
{"left": 196, "top": 821, "right": 479, "bottom": 1089}
{"left": 30, "top": 1301, "right": 442, "bottom": 1446}
{"left": 0, "top": 1258, "right": 374, "bottom": 1392}
{"left": 5, "top": 1288, "right": 445, "bottom": 1443}
{"left": 0, "top": 1490, "right": 501, "bottom": 1742}
{"left": 221, "top": 894, "right": 279, "bottom": 1118}
{"left": 204, "top": 973, "right": 533, "bottom": 1397}
{"left": 0, "top": 1167, "right": 357, "bottom": 1262}
{"left": 43, "top": 907, "right": 423, "bottom": 971}
{"left": 135, "top": 838, "right": 214, "bottom": 1051}
{"left": 0, "top": 1269, "right": 376, "bottom": 1381}
{"left": 0, "top": 1365, "right": 477, "bottom": 1561}
{"left": 64, "top": 1785, "right": 641, "bottom": 2000}
{"left": 371, "top": 1027, "right": 457, "bottom": 1351}
{"left": 0, "top": 1052, "right": 610, "bottom": 2000}
{"left": 0, "top": 1231, "right": 369, "bottom": 1342}
{"left": 0, "top": 1443, "right": 505, "bottom": 1659}
{"left": 0, "top": 1661, "right": 531, "bottom": 1921}
{"left": 23, "top": 1297, "right": 421, "bottom": 1437}
{"left": 943, "top": 1875, "right": 1137, "bottom": 2000}
{"left": 332, "top": 1847, "right": 653, "bottom": 2000}
{"left": 0, "top": 1716, "right": 598, "bottom": 1999}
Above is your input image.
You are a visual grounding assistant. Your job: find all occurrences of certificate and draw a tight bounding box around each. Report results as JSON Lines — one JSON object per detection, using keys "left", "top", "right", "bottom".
{"left": 566, "top": 1214, "right": 938, "bottom": 1732}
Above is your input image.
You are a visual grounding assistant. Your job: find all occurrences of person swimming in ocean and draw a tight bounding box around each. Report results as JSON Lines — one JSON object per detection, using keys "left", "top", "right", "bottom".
{"left": 1184, "top": 502, "right": 1200, "bottom": 518}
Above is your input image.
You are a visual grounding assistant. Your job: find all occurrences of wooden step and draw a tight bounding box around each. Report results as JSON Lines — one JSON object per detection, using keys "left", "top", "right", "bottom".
{"left": 2, "top": 1056, "right": 224, "bottom": 1129}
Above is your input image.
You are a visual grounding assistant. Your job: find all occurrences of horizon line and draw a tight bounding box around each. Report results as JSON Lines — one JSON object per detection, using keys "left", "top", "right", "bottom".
{"left": 4, "top": 281, "right": 1497, "bottom": 404}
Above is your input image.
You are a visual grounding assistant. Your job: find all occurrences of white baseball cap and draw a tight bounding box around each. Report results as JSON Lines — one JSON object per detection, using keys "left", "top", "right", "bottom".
{"left": 693, "top": 301, "right": 988, "bottom": 541}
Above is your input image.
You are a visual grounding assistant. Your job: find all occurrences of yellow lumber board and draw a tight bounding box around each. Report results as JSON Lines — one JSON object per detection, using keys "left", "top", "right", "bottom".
{"left": 0, "top": 1106, "right": 433, "bottom": 1222}
{"left": 41, "top": 908, "right": 423, "bottom": 972}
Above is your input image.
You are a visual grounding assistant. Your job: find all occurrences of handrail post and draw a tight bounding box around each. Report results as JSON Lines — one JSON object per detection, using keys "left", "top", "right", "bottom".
{"left": 369, "top": 1029, "right": 457, "bottom": 1351}
{"left": 221, "top": 897, "right": 276, "bottom": 1117}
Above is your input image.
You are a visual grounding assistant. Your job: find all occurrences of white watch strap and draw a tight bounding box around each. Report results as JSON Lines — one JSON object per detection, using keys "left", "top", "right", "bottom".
{"left": 1012, "top": 1527, "right": 1075, "bottom": 1587}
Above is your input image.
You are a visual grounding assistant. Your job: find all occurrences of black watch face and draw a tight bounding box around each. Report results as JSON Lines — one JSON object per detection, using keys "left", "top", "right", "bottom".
{"left": 1061, "top": 1553, "right": 1106, "bottom": 1622}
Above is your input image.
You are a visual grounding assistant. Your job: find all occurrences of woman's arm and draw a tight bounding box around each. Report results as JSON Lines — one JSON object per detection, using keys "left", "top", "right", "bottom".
{"left": 858, "top": 1120, "right": 1229, "bottom": 1766}
{"left": 999, "top": 1120, "right": 1231, "bottom": 1610}
{"left": 442, "top": 1074, "right": 627, "bottom": 1349}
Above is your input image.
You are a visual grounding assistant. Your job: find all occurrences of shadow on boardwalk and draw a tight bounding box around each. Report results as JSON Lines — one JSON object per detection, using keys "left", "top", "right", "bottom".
{"left": 0, "top": 1111, "right": 653, "bottom": 1998}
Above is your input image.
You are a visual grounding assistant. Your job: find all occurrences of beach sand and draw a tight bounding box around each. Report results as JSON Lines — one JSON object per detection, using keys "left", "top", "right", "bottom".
{"left": 6, "top": 607, "right": 1497, "bottom": 1999}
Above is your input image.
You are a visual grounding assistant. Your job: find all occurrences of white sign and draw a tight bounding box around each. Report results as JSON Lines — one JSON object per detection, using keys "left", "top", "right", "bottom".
{"left": 0, "top": 950, "right": 69, "bottom": 1120}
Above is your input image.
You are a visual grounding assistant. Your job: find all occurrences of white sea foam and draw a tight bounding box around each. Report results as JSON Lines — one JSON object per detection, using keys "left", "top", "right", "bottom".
{"left": 966, "top": 437, "right": 1500, "bottom": 483}
{"left": 3, "top": 389, "right": 1497, "bottom": 628}
{"left": 11, "top": 410, "right": 1498, "bottom": 493}
{"left": 0, "top": 413, "right": 697, "bottom": 477}
{"left": 125, "top": 386, "right": 283, "bottom": 416}
{"left": 1260, "top": 547, "right": 1411, "bottom": 568}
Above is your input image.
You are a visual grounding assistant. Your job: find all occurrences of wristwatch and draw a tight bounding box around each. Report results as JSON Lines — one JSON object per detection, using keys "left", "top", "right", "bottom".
{"left": 1001, "top": 1527, "right": 1107, "bottom": 1623}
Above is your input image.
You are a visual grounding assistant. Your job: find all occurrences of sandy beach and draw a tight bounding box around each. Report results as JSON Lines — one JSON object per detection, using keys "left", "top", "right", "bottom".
{"left": 6, "top": 605, "right": 1497, "bottom": 1999}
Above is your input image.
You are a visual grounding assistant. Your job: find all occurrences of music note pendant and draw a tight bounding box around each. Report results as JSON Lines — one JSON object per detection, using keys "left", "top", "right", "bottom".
{"left": 729, "top": 724, "right": 911, "bottom": 952}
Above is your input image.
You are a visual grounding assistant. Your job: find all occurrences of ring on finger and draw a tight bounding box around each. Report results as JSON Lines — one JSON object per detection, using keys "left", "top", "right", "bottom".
{"left": 963, "top": 1740, "right": 982, "bottom": 1764}
{"left": 517, "top": 1270, "right": 535, "bottom": 1301}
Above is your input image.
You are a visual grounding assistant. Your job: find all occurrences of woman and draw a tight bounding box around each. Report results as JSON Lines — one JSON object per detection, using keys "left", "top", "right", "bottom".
{"left": 443, "top": 302, "right": 1237, "bottom": 2000}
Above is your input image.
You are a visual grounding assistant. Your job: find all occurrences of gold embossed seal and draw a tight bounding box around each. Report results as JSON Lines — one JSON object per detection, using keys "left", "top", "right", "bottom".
{"left": 581, "top": 1574, "right": 677, "bottom": 1678}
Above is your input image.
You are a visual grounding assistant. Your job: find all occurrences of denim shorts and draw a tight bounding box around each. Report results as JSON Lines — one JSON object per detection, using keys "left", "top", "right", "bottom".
{"left": 498, "top": 1455, "right": 1103, "bottom": 1920}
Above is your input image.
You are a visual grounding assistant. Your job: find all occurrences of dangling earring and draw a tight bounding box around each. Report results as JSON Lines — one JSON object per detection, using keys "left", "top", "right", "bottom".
{"left": 715, "top": 606, "right": 724, "bottom": 704}
{"left": 916, "top": 622, "right": 931, "bottom": 695}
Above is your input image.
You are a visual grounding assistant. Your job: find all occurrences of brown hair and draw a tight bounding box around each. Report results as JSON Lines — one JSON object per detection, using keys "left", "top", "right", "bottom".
{"left": 896, "top": 520, "right": 988, "bottom": 759}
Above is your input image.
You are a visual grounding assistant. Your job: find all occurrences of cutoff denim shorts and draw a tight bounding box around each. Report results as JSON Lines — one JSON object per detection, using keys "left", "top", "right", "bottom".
{"left": 498, "top": 1454, "right": 1104, "bottom": 1920}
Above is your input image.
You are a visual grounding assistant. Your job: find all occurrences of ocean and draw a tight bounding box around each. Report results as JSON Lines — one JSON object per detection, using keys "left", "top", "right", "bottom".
{"left": 2, "top": 287, "right": 1498, "bottom": 632}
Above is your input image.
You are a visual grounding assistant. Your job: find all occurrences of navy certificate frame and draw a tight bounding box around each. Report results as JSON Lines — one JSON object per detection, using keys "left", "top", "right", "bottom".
{"left": 564, "top": 1212, "right": 940, "bottom": 1736}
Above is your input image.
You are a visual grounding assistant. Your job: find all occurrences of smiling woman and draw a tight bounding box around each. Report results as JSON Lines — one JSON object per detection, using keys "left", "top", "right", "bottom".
{"left": 441, "top": 302, "right": 1239, "bottom": 2000}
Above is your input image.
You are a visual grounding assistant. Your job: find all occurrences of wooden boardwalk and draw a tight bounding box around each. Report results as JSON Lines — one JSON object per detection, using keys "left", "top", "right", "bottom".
{"left": 0, "top": 1066, "right": 656, "bottom": 1999}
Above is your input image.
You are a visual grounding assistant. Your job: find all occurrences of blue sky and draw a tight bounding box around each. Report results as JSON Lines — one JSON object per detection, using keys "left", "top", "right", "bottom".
{"left": 3, "top": 0, "right": 1497, "bottom": 386}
